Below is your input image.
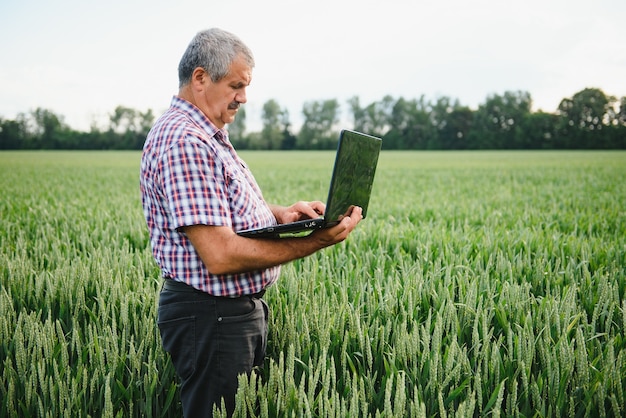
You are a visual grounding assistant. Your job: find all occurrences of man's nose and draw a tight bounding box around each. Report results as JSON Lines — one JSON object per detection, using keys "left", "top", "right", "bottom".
{"left": 236, "top": 88, "right": 247, "bottom": 104}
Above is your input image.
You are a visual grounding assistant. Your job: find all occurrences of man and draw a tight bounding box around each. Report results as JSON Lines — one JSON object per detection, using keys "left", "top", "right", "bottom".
{"left": 139, "top": 28, "right": 362, "bottom": 417}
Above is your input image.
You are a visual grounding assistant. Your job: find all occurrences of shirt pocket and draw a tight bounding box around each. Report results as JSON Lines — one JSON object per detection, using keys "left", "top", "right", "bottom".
{"left": 224, "top": 163, "right": 271, "bottom": 231}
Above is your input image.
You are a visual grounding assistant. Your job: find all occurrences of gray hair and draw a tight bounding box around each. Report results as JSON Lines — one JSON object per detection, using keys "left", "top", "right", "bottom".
{"left": 177, "top": 28, "right": 255, "bottom": 88}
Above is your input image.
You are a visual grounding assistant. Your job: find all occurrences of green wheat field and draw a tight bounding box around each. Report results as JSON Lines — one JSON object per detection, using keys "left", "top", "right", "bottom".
{"left": 1, "top": 150, "right": 625, "bottom": 417}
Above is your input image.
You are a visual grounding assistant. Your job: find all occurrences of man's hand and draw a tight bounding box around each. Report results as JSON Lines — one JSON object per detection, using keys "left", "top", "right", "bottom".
{"left": 310, "top": 205, "right": 363, "bottom": 246}
{"left": 269, "top": 201, "right": 325, "bottom": 224}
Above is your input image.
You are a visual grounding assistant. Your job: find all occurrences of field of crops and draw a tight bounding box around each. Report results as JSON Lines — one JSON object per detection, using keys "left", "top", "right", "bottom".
{"left": 1, "top": 150, "right": 625, "bottom": 417}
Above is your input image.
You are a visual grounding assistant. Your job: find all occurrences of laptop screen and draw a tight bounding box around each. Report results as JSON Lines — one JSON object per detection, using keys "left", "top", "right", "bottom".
{"left": 324, "top": 130, "right": 382, "bottom": 222}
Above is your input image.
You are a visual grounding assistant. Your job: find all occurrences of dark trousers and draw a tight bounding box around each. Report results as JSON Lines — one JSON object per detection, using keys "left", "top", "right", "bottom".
{"left": 157, "top": 279, "right": 268, "bottom": 417}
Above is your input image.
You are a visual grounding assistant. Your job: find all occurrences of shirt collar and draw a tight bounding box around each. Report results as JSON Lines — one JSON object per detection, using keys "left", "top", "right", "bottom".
{"left": 170, "top": 96, "right": 229, "bottom": 145}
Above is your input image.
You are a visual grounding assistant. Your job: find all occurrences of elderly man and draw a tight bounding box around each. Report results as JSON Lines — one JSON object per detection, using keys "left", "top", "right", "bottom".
{"left": 140, "top": 28, "right": 362, "bottom": 417}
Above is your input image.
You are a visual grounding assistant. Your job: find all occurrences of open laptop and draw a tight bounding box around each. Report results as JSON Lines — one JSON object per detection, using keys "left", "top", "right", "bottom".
{"left": 237, "top": 129, "right": 382, "bottom": 238}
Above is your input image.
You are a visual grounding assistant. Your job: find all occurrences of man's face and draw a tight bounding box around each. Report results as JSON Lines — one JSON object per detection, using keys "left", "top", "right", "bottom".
{"left": 201, "top": 54, "right": 252, "bottom": 129}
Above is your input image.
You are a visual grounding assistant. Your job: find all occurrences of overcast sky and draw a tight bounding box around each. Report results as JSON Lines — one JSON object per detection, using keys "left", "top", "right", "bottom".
{"left": 1, "top": 0, "right": 624, "bottom": 131}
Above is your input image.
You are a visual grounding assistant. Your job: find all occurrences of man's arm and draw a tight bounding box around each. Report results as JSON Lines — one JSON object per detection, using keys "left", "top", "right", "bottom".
{"left": 181, "top": 206, "right": 362, "bottom": 275}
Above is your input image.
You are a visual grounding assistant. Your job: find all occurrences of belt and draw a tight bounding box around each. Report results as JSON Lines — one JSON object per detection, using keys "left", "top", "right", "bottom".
{"left": 162, "top": 278, "right": 266, "bottom": 299}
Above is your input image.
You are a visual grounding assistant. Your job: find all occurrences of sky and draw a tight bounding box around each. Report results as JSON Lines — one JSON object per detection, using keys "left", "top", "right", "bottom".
{"left": 1, "top": 0, "right": 624, "bottom": 132}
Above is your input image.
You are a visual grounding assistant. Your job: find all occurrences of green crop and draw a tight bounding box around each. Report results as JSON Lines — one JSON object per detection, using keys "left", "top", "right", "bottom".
{"left": 1, "top": 150, "right": 624, "bottom": 417}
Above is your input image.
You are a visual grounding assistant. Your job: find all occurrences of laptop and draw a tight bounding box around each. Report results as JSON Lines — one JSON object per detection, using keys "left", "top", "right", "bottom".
{"left": 237, "top": 129, "right": 382, "bottom": 238}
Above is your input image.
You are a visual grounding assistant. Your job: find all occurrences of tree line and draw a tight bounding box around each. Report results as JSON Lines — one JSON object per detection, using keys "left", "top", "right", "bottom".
{"left": 1, "top": 87, "right": 624, "bottom": 151}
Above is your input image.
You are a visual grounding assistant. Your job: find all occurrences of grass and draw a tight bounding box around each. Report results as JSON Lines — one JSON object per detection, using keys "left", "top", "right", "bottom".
{"left": 1, "top": 150, "right": 625, "bottom": 417}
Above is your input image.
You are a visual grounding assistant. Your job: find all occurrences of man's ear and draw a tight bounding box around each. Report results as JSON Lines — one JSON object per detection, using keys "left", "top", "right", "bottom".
{"left": 190, "top": 67, "right": 209, "bottom": 91}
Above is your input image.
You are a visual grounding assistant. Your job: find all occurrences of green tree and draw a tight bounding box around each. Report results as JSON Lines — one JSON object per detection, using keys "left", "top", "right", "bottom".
{"left": 347, "top": 96, "right": 366, "bottom": 133}
{"left": 11, "top": 108, "right": 70, "bottom": 149}
{"left": 521, "top": 111, "right": 559, "bottom": 149}
{"left": 108, "top": 106, "right": 154, "bottom": 149}
{"left": 279, "top": 110, "right": 296, "bottom": 150}
{"left": 556, "top": 88, "right": 612, "bottom": 148}
{"left": 298, "top": 99, "right": 340, "bottom": 149}
{"left": 619, "top": 96, "right": 626, "bottom": 126}
{"left": 33, "top": 108, "right": 70, "bottom": 149}
{"left": 468, "top": 91, "right": 532, "bottom": 149}
{"left": 0, "top": 117, "right": 27, "bottom": 149}
{"left": 384, "top": 96, "right": 434, "bottom": 149}
{"left": 604, "top": 95, "right": 626, "bottom": 149}
{"left": 348, "top": 95, "right": 393, "bottom": 138}
{"left": 439, "top": 107, "right": 474, "bottom": 150}
{"left": 260, "top": 99, "right": 287, "bottom": 150}
{"left": 429, "top": 96, "right": 474, "bottom": 149}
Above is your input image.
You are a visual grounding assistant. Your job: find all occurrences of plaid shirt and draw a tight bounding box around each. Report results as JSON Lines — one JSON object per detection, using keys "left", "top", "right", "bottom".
{"left": 140, "top": 96, "right": 279, "bottom": 297}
